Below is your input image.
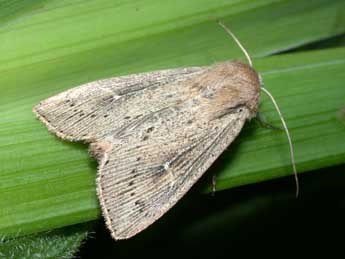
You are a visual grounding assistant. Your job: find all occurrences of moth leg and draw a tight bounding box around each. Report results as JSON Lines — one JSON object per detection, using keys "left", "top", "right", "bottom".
{"left": 255, "top": 112, "right": 282, "bottom": 131}
{"left": 211, "top": 174, "right": 217, "bottom": 196}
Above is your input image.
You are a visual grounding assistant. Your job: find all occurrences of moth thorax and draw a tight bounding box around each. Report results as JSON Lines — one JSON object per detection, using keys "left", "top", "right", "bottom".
{"left": 199, "top": 61, "right": 261, "bottom": 118}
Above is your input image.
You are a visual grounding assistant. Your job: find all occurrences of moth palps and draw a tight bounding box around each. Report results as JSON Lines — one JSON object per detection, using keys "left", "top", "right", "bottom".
{"left": 33, "top": 23, "right": 297, "bottom": 239}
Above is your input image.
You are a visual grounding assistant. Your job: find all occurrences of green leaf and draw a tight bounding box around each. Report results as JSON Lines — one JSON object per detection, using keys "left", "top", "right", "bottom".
{"left": 0, "top": 226, "right": 88, "bottom": 259}
{"left": 0, "top": 0, "right": 49, "bottom": 26}
{"left": 0, "top": 0, "right": 344, "bottom": 238}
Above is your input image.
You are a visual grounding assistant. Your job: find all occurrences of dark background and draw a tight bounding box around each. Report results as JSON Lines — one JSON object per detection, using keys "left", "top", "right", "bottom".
{"left": 79, "top": 164, "right": 345, "bottom": 258}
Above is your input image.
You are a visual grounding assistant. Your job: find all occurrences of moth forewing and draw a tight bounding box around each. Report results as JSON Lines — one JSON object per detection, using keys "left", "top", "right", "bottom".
{"left": 33, "top": 67, "right": 205, "bottom": 142}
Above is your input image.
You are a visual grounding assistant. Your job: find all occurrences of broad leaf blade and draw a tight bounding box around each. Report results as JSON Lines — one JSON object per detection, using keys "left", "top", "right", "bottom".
{"left": 0, "top": 0, "right": 344, "bottom": 237}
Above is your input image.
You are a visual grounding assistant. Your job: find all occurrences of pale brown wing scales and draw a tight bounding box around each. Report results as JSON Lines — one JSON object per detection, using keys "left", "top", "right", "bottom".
{"left": 33, "top": 67, "right": 204, "bottom": 141}
{"left": 97, "top": 104, "right": 250, "bottom": 239}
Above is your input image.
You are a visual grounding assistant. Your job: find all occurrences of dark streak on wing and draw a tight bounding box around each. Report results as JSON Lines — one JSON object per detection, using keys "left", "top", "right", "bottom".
{"left": 117, "top": 83, "right": 159, "bottom": 95}
{"left": 171, "top": 116, "right": 243, "bottom": 192}
{"left": 116, "top": 69, "right": 203, "bottom": 96}
{"left": 165, "top": 137, "right": 207, "bottom": 169}
{"left": 114, "top": 107, "right": 172, "bottom": 137}
{"left": 215, "top": 103, "right": 246, "bottom": 119}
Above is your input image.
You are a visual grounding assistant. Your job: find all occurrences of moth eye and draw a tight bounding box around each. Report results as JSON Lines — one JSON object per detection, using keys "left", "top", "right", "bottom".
{"left": 103, "top": 114, "right": 109, "bottom": 118}
{"left": 239, "top": 108, "right": 244, "bottom": 112}
{"left": 124, "top": 116, "right": 131, "bottom": 119}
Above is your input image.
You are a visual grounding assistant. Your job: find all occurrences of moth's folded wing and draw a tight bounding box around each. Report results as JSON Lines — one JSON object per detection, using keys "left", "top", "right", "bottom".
{"left": 33, "top": 67, "right": 203, "bottom": 141}
{"left": 97, "top": 111, "right": 247, "bottom": 239}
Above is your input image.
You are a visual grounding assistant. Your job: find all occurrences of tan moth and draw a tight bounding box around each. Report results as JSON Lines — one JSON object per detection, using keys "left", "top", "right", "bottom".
{"left": 33, "top": 22, "right": 298, "bottom": 239}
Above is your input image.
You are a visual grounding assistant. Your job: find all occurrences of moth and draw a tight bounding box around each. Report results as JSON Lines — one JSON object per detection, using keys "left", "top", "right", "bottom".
{"left": 33, "top": 22, "right": 297, "bottom": 239}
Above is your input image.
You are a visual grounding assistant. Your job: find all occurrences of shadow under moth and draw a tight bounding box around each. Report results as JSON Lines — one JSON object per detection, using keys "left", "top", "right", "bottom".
{"left": 33, "top": 22, "right": 297, "bottom": 239}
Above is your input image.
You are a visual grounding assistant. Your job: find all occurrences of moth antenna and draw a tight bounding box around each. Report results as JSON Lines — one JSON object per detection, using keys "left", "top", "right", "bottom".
{"left": 260, "top": 87, "right": 299, "bottom": 197}
{"left": 218, "top": 21, "right": 253, "bottom": 67}
{"left": 218, "top": 21, "right": 299, "bottom": 196}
